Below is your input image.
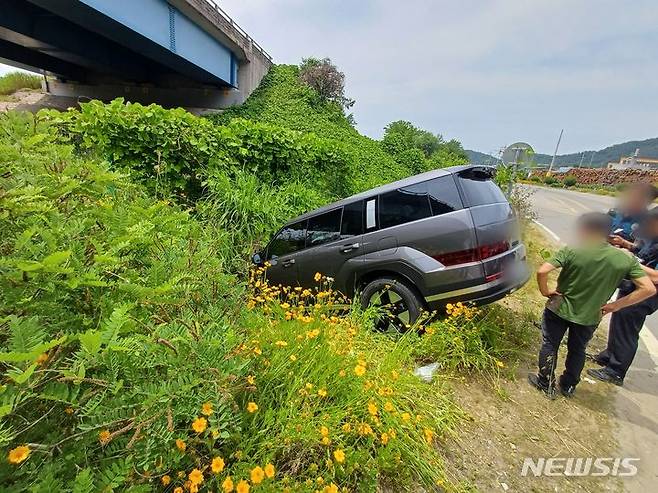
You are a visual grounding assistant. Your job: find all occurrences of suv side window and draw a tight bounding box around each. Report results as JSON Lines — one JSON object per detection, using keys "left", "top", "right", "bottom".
{"left": 268, "top": 220, "right": 306, "bottom": 258}
{"left": 307, "top": 209, "right": 343, "bottom": 247}
{"left": 426, "top": 176, "right": 463, "bottom": 215}
{"left": 341, "top": 201, "right": 363, "bottom": 237}
{"left": 379, "top": 184, "right": 432, "bottom": 229}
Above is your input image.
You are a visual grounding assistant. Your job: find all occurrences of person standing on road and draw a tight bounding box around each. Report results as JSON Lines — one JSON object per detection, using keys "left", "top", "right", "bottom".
{"left": 608, "top": 183, "right": 658, "bottom": 241}
{"left": 589, "top": 209, "right": 658, "bottom": 385}
{"left": 529, "top": 212, "right": 656, "bottom": 398}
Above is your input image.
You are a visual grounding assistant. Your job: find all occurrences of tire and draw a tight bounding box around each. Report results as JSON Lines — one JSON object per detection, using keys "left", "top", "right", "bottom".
{"left": 360, "top": 277, "right": 424, "bottom": 332}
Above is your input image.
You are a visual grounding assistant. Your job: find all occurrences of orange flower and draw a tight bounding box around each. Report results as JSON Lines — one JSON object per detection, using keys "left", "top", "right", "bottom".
{"left": 99, "top": 430, "right": 111, "bottom": 445}
{"left": 236, "top": 479, "right": 250, "bottom": 493}
{"left": 35, "top": 352, "right": 48, "bottom": 365}
{"left": 175, "top": 438, "right": 186, "bottom": 451}
{"left": 247, "top": 402, "right": 258, "bottom": 413}
{"left": 161, "top": 475, "right": 171, "bottom": 486}
{"left": 424, "top": 428, "right": 434, "bottom": 444}
{"left": 264, "top": 463, "right": 275, "bottom": 478}
{"left": 192, "top": 417, "right": 207, "bottom": 433}
{"left": 250, "top": 466, "right": 264, "bottom": 484}
{"left": 222, "top": 476, "right": 234, "bottom": 492}
{"left": 211, "top": 456, "right": 225, "bottom": 473}
{"left": 189, "top": 468, "right": 204, "bottom": 485}
{"left": 174, "top": 488, "right": 184, "bottom": 493}
{"left": 7, "top": 445, "right": 30, "bottom": 464}
{"left": 201, "top": 402, "right": 214, "bottom": 416}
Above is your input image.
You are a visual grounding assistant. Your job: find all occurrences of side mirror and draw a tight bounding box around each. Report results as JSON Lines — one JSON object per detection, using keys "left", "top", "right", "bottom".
{"left": 252, "top": 252, "right": 263, "bottom": 265}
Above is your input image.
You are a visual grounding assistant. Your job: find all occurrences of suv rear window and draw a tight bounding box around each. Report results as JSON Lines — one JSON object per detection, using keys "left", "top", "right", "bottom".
{"left": 458, "top": 172, "right": 507, "bottom": 206}
{"left": 379, "top": 184, "right": 432, "bottom": 229}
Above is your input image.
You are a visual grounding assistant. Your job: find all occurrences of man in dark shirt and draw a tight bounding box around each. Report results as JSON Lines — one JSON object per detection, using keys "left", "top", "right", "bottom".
{"left": 589, "top": 208, "right": 658, "bottom": 385}
{"left": 608, "top": 183, "right": 657, "bottom": 241}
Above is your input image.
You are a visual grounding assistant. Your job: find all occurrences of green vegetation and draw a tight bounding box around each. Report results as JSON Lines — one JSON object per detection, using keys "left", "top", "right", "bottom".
{"left": 0, "top": 62, "right": 529, "bottom": 492}
{"left": 0, "top": 71, "right": 41, "bottom": 96}
{"left": 381, "top": 121, "right": 469, "bottom": 173}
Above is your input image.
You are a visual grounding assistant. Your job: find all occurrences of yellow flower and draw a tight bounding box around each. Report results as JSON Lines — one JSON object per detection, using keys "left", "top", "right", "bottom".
{"left": 7, "top": 445, "right": 30, "bottom": 464}
{"left": 333, "top": 449, "right": 345, "bottom": 463}
{"left": 247, "top": 402, "right": 258, "bottom": 413}
{"left": 367, "top": 402, "right": 378, "bottom": 416}
{"left": 236, "top": 480, "right": 250, "bottom": 493}
{"left": 354, "top": 364, "right": 366, "bottom": 377}
{"left": 201, "top": 402, "right": 214, "bottom": 416}
{"left": 401, "top": 412, "right": 411, "bottom": 422}
{"left": 250, "top": 466, "right": 265, "bottom": 484}
{"left": 212, "top": 429, "right": 220, "bottom": 439}
{"left": 384, "top": 401, "right": 394, "bottom": 412}
{"left": 314, "top": 272, "right": 322, "bottom": 282}
{"left": 496, "top": 360, "right": 505, "bottom": 368}
{"left": 381, "top": 432, "right": 390, "bottom": 445}
{"left": 289, "top": 355, "right": 297, "bottom": 362}
{"left": 320, "top": 425, "right": 329, "bottom": 437}
{"left": 275, "top": 340, "right": 288, "bottom": 347}
{"left": 264, "top": 463, "right": 275, "bottom": 478}
{"left": 321, "top": 436, "right": 330, "bottom": 445}
{"left": 99, "top": 430, "right": 111, "bottom": 444}
{"left": 317, "top": 388, "right": 327, "bottom": 397}
{"left": 64, "top": 407, "right": 74, "bottom": 415}
{"left": 36, "top": 352, "right": 48, "bottom": 365}
{"left": 424, "top": 428, "right": 434, "bottom": 444}
{"left": 189, "top": 468, "right": 204, "bottom": 485}
{"left": 390, "top": 370, "right": 399, "bottom": 380}
{"left": 175, "top": 438, "right": 186, "bottom": 451}
{"left": 211, "top": 456, "right": 225, "bottom": 473}
{"left": 192, "top": 417, "right": 207, "bottom": 433}
{"left": 338, "top": 369, "right": 346, "bottom": 377}
{"left": 247, "top": 375, "right": 256, "bottom": 385}
{"left": 324, "top": 484, "right": 339, "bottom": 493}
{"left": 174, "top": 488, "right": 184, "bottom": 493}
{"left": 161, "top": 475, "right": 171, "bottom": 486}
{"left": 341, "top": 423, "right": 351, "bottom": 433}
{"left": 222, "top": 476, "right": 234, "bottom": 492}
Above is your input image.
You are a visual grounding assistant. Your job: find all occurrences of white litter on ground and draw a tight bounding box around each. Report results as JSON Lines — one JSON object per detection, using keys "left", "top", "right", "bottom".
{"left": 414, "top": 362, "right": 439, "bottom": 382}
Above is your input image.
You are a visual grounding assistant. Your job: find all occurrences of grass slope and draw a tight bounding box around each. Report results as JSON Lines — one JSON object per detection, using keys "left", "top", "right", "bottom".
{"left": 212, "top": 65, "right": 410, "bottom": 193}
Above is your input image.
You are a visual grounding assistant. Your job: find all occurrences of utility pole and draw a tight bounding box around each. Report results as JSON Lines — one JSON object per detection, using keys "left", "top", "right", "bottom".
{"left": 578, "top": 152, "right": 585, "bottom": 168}
{"left": 588, "top": 151, "right": 596, "bottom": 168}
{"left": 548, "top": 129, "right": 563, "bottom": 172}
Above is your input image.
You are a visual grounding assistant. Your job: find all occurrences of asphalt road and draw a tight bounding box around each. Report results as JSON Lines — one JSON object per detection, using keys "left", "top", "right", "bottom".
{"left": 527, "top": 185, "right": 658, "bottom": 491}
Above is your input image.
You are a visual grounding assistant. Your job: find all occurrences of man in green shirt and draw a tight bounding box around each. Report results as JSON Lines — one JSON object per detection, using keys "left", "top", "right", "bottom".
{"left": 530, "top": 212, "right": 655, "bottom": 398}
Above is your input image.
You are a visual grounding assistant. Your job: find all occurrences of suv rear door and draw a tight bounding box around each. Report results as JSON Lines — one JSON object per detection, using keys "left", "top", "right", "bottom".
{"left": 456, "top": 167, "right": 521, "bottom": 282}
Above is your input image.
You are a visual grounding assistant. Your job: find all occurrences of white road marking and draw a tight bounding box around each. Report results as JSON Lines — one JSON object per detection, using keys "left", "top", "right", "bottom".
{"left": 640, "top": 325, "right": 658, "bottom": 371}
{"left": 532, "top": 220, "right": 561, "bottom": 243}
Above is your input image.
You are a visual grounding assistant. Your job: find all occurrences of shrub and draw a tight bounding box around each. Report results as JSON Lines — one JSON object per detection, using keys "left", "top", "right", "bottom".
{"left": 299, "top": 57, "right": 355, "bottom": 112}
{"left": 563, "top": 176, "right": 577, "bottom": 187}
{"left": 42, "top": 99, "right": 350, "bottom": 201}
{"left": 0, "top": 71, "right": 41, "bottom": 95}
{"left": 543, "top": 175, "right": 557, "bottom": 185}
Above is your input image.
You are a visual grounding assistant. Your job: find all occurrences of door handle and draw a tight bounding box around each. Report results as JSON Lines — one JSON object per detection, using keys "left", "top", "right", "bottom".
{"left": 282, "top": 259, "right": 295, "bottom": 267}
{"left": 341, "top": 242, "right": 360, "bottom": 253}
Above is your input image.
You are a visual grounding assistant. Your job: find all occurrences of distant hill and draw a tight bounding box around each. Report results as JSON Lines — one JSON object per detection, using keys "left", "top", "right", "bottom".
{"left": 467, "top": 137, "right": 658, "bottom": 168}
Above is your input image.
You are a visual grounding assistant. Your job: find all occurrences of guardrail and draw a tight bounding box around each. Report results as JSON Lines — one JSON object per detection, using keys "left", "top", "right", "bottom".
{"left": 201, "top": 0, "right": 272, "bottom": 61}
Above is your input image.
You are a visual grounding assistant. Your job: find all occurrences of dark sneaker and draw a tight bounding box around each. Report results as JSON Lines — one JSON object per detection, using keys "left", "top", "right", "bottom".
{"left": 528, "top": 373, "right": 556, "bottom": 399}
{"left": 558, "top": 380, "right": 576, "bottom": 398}
{"left": 587, "top": 368, "right": 624, "bottom": 386}
{"left": 586, "top": 353, "right": 608, "bottom": 366}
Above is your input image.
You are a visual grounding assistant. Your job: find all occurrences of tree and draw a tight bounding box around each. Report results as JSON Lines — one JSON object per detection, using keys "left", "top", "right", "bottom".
{"left": 299, "top": 57, "right": 355, "bottom": 112}
{"left": 381, "top": 120, "right": 469, "bottom": 171}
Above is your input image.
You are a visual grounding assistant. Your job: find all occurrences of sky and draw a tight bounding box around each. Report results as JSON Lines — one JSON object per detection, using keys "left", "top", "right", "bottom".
{"left": 2, "top": 0, "right": 657, "bottom": 155}
{"left": 217, "top": 0, "right": 658, "bottom": 155}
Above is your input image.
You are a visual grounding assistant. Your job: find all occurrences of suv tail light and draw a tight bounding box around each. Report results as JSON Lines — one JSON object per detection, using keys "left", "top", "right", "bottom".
{"left": 433, "top": 241, "right": 510, "bottom": 266}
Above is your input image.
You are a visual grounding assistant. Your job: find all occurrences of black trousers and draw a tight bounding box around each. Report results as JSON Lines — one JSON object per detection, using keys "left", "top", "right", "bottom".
{"left": 538, "top": 309, "right": 597, "bottom": 388}
{"left": 596, "top": 294, "right": 658, "bottom": 379}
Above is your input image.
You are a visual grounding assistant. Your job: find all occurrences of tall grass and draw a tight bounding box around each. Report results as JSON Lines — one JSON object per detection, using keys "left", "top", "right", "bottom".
{"left": 0, "top": 71, "right": 41, "bottom": 95}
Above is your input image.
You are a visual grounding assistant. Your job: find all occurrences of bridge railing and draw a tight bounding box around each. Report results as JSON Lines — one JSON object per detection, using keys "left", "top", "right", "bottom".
{"left": 201, "top": 0, "right": 272, "bottom": 61}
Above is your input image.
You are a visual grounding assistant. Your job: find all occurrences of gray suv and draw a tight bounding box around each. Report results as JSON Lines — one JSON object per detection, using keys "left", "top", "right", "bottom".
{"left": 253, "top": 165, "right": 529, "bottom": 330}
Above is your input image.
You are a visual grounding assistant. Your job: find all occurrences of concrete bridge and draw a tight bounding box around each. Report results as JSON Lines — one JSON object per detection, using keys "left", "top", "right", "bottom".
{"left": 0, "top": 0, "right": 272, "bottom": 108}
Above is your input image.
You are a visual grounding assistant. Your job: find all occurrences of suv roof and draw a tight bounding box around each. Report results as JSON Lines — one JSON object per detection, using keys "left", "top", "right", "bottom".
{"left": 285, "top": 164, "right": 491, "bottom": 225}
